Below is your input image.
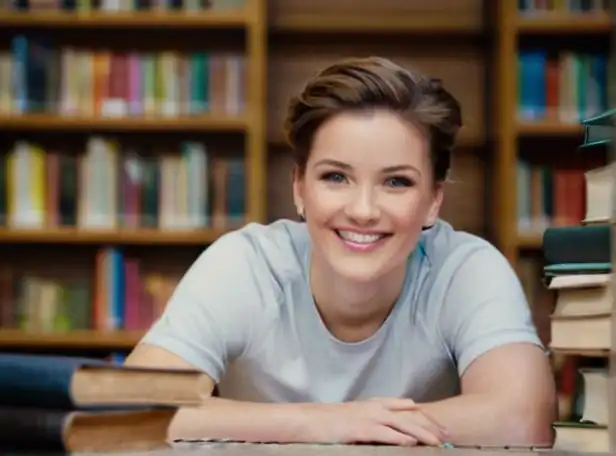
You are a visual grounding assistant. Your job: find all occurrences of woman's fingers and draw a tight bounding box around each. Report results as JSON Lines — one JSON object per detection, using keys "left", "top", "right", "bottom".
{"left": 355, "top": 425, "right": 419, "bottom": 447}
{"left": 384, "top": 410, "right": 445, "bottom": 446}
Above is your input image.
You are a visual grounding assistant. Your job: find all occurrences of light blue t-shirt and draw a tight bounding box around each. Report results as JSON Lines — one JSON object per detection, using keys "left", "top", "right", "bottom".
{"left": 140, "top": 218, "right": 543, "bottom": 403}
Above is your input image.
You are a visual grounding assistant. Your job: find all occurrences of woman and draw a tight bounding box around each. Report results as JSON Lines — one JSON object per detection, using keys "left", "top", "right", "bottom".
{"left": 126, "top": 57, "right": 556, "bottom": 447}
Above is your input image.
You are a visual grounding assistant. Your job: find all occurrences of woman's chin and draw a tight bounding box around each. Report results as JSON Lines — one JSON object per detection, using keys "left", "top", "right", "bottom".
{"left": 329, "top": 258, "right": 391, "bottom": 285}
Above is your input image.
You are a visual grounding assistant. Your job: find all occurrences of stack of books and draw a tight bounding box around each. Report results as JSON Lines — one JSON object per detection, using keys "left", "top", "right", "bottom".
{"left": 0, "top": 353, "right": 208, "bottom": 452}
{"left": 543, "top": 109, "right": 614, "bottom": 452}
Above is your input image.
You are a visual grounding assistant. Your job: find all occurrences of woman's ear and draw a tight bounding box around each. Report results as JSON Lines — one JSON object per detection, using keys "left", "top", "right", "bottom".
{"left": 292, "top": 165, "right": 305, "bottom": 219}
{"left": 424, "top": 182, "right": 444, "bottom": 227}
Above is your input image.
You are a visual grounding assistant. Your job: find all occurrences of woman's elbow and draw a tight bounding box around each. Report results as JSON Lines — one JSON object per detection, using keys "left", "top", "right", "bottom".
{"left": 509, "top": 395, "right": 557, "bottom": 447}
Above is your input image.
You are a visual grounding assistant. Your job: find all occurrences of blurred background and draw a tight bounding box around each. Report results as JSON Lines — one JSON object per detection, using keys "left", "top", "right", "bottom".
{"left": 0, "top": 0, "right": 613, "bottom": 440}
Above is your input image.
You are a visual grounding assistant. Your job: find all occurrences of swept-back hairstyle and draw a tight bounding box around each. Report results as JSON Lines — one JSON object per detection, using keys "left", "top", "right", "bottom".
{"left": 284, "top": 56, "right": 463, "bottom": 182}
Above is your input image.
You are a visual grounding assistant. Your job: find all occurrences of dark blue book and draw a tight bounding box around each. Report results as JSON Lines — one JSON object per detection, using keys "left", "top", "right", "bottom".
{"left": 0, "top": 406, "right": 175, "bottom": 453}
{"left": 0, "top": 353, "right": 206, "bottom": 409}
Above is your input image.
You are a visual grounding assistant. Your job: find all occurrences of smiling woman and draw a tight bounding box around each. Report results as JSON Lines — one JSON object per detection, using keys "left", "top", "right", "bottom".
{"left": 125, "top": 57, "right": 556, "bottom": 448}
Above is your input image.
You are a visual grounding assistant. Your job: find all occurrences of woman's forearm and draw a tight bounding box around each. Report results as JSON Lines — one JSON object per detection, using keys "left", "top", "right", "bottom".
{"left": 169, "top": 398, "right": 315, "bottom": 443}
{"left": 420, "top": 393, "right": 555, "bottom": 447}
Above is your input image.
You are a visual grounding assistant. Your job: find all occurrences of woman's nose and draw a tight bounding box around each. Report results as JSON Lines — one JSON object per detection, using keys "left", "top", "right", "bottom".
{"left": 343, "top": 188, "right": 380, "bottom": 224}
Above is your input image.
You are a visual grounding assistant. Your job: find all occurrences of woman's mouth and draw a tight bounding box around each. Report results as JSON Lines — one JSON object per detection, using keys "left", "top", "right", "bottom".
{"left": 334, "top": 229, "right": 392, "bottom": 252}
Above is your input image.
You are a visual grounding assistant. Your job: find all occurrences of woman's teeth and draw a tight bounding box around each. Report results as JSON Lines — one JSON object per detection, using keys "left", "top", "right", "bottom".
{"left": 336, "top": 230, "right": 386, "bottom": 244}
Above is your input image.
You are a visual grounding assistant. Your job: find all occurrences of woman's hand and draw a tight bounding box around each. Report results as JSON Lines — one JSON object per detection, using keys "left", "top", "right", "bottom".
{"left": 303, "top": 398, "right": 448, "bottom": 446}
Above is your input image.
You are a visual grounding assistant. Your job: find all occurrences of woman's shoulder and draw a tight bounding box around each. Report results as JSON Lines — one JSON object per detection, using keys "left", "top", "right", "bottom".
{"left": 419, "top": 219, "right": 506, "bottom": 273}
{"left": 207, "top": 218, "right": 311, "bottom": 283}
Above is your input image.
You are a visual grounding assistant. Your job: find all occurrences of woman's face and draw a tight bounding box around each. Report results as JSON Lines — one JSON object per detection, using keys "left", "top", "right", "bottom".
{"left": 293, "top": 109, "right": 443, "bottom": 284}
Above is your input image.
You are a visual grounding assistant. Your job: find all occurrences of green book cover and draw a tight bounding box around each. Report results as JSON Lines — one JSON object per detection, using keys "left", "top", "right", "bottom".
{"left": 580, "top": 108, "right": 615, "bottom": 149}
{"left": 544, "top": 262, "right": 612, "bottom": 276}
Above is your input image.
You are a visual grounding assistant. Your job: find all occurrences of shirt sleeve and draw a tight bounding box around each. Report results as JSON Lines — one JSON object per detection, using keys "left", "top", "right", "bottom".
{"left": 139, "top": 231, "right": 279, "bottom": 382}
{"left": 438, "top": 243, "right": 545, "bottom": 377}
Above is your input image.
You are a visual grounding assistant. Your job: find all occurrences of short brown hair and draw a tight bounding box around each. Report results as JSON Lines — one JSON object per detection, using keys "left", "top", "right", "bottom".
{"left": 284, "top": 56, "right": 462, "bottom": 182}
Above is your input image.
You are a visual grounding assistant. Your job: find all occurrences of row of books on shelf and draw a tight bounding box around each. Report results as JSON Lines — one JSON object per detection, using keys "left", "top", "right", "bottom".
{"left": 0, "top": 36, "right": 246, "bottom": 118}
{"left": 4, "top": 0, "right": 243, "bottom": 12}
{"left": 518, "top": 51, "right": 609, "bottom": 125}
{"left": 0, "top": 137, "right": 246, "bottom": 230}
{"left": 514, "top": 157, "right": 605, "bottom": 235}
{"left": 0, "top": 245, "right": 178, "bottom": 333}
{"left": 518, "top": 0, "right": 610, "bottom": 15}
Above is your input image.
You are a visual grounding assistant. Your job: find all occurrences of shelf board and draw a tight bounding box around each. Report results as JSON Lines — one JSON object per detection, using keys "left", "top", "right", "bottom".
{"left": 0, "top": 330, "right": 142, "bottom": 350}
{"left": 270, "top": 12, "right": 482, "bottom": 34}
{"left": 0, "top": 115, "right": 248, "bottom": 132}
{"left": 517, "top": 232, "right": 543, "bottom": 249}
{"left": 516, "top": 121, "right": 584, "bottom": 137}
{"left": 0, "top": 228, "right": 227, "bottom": 245}
{"left": 0, "top": 10, "right": 250, "bottom": 28}
{"left": 515, "top": 13, "right": 611, "bottom": 34}
{"left": 269, "top": 129, "right": 485, "bottom": 150}
{"left": 550, "top": 348, "right": 609, "bottom": 358}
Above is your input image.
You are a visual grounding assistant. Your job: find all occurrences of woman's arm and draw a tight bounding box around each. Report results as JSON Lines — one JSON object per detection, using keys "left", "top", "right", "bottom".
{"left": 420, "top": 343, "right": 556, "bottom": 447}
{"left": 122, "top": 232, "right": 318, "bottom": 443}
{"left": 427, "top": 243, "right": 557, "bottom": 446}
{"left": 125, "top": 344, "right": 445, "bottom": 445}
{"left": 125, "top": 344, "right": 313, "bottom": 443}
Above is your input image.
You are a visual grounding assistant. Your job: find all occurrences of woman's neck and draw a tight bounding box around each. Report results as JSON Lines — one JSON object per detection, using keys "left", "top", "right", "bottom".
{"left": 309, "top": 254, "right": 407, "bottom": 343}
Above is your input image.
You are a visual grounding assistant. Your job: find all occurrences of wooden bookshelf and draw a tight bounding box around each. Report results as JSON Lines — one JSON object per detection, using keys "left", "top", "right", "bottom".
{"left": 0, "top": 329, "right": 142, "bottom": 350}
{"left": 0, "top": 0, "right": 268, "bottom": 351}
{"left": 515, "top": 13, "right": 611, "bottom": 34}
{"left": 516, "top": 232, "right": 543, "bottom": 250}
{"left": 552, "top": 348, "right": 611, "bottom": 358}
{"left": 1, "top": 1, "right": 609, "bottom": 381}
{"left": 0, "top": 228, "right": 228, "bottom": 245}
{"left": 516, "top": 121, "right": 585, "bottom": 137}
{"left": 493, "top": 3, "right": 612, "bottom": 265}
{"left": 0, "top": 0, "right": 494, "bottom": 351}
{"left": 270, "top": 12, "right": 482, "bottom": 34}
{"left": 0, "top": 115, "right": 249, "bottom": 132}
{"left": 0, "top": 10, "right": 251, "bottom": 28}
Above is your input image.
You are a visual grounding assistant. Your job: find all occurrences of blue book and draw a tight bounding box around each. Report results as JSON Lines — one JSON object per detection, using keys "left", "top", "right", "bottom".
{"left": 0, "top": 406, "right": 175, "bottom": 453}
{"left": 0, "top": 353, "right": 206, "bottom": 409}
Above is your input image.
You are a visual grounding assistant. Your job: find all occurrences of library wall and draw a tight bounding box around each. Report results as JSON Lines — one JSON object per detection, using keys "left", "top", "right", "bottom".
{"left": 265, "top": 0, "right": 489, "bottom": 235}
{"left": 268, "top": 0, "right": 484, "bottom": 29}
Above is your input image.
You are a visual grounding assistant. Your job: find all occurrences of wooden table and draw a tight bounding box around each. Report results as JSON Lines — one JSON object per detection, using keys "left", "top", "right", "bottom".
{"left": 95, "top": 443, "right": 611, "bottom": 456}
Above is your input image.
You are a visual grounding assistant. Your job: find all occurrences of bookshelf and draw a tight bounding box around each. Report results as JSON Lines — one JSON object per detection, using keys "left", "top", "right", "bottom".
{"left": 0, "top": 227, "right": 226, "bottom": 245}
{"left": 0, "top": 1, "right": 557, "bottom": 348}
{"left": 0, "top": 1, "right": 613, "bottom": 448}
{"left": 0, "top": 0, "right": 267, "bottom": 352}
{"left": 0, "top": 9, "right": 251, "bottom": 28}
{"left": 493, "top": 1, "right": 614, "bottom": 452}
{"left": 0, "top": 0, "right": 491, "bottom": 354}
{"left": 1, "top": 0, "right": 609, "bottom": 378}
{"left": 493, "top": 1, "right": 612, "bottom": 267}
{"left": 0, "top": 115, "right": 248, "bottom": 131}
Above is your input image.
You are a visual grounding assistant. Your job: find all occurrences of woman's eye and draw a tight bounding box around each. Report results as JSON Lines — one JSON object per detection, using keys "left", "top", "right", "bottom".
{"left": 385, "top": 176, "right": 413, "bottom": 188}
{"left": 321, "top": 172, "right": 347, "bottom": 183}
